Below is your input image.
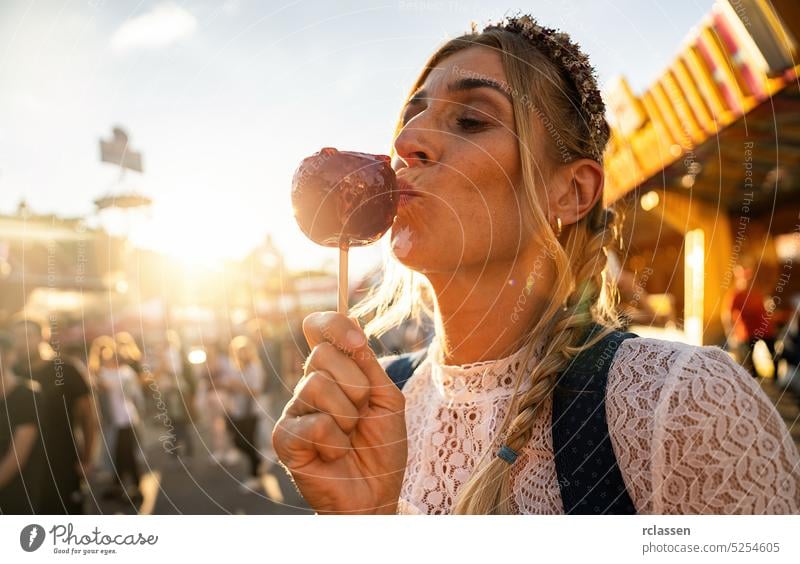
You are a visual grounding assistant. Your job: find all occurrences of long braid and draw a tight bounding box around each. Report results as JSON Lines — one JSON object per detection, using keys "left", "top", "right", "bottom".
{"left": 453, "top": 205, "right": 619, "bottom": 514}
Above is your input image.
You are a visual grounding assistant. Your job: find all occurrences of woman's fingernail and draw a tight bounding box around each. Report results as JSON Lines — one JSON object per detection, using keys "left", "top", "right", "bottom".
{"left": 346, "top": 329, "right": 366, "bottom": 347}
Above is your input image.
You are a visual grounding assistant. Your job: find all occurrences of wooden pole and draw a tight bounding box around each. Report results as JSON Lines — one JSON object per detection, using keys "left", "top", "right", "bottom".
{"left": 338, "top": 246, "right": 349, "bottom": 313}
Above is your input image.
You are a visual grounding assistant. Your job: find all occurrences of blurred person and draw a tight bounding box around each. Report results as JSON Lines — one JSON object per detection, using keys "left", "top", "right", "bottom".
{"left": 248, "top": 321, "right": 284, "bottom": 462}
{"left": 89, "top": 336, "right": 144, "bottom": 504}
{"left": 139, "top": 338, "right": 167, "bottom": 420}
{"left": 200, "top": 343, "right": 236, "bottom": 464}
{"left": 284, "top": 316, "right": 310, "bottom": 385}
{"left": 11, "top": 317, "right": 98, "bottom": 514}
{"left": 722, "top": 265, "right": 777, "bottom": 375}
{"left": 0, "top": 332, "right": 44, "bottom": 514}
{"left": 115, "top": 332, "right": 144, "bottom": 381}
{"left": 776, "top": 296, "right": 800, "bottom": 393}
{"left": 279, "top": 333, "right": 304, "bottom": 411}
{"left": 228, "top": 335, "right": 265, "bottom": 488}
{"left": 80, "top": 342, "right": 117, "bottom": 484}
{"left": 165, "top": 330, "right": 184, "bottom": 369}
{"left": 154, "top": 341, "right": 197, "bottom": 459}
{"left": 85, "top": 336, "right": 117, "bottom": 484}
{"left": 780, "top": 297, "right": 800, "bottom": 367}
{"left": 59, "top": 342, "right": 107, "bottom": 479}
{"left": 62, "top": 341, "right": 90, "bottom": 378}
{"left": 248, "top": 319, "right": 283, "bottom": 389}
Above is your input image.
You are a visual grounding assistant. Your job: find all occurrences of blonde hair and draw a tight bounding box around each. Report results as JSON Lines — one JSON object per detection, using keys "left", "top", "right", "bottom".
{"left": 115, "top": 332, "right": 142, "bottom": 363}
{"left": 349, "top": 27, "right": 622, "bottom": 514}
{"left": 88, "top": 335, "right": 117, "bottom": 375}
{"left": 229, "top": 335, "right": 259, "bottom": 371}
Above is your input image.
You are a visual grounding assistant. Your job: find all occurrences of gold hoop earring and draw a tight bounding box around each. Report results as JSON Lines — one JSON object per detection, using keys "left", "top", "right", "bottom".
{"left": 554, "top": 216, "right": 563, "bottom": 237}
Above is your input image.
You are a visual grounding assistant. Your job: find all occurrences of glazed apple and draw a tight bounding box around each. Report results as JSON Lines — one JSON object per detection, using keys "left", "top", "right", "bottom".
{"left": 291, "top": 148, "right": 398, "bottom": 248}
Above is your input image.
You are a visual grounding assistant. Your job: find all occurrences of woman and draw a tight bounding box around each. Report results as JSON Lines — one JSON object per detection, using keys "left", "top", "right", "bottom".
{"left": 115, "top": 332, "right": 144, "bottom": 385}
{"left": 89, "top": 336, "right": 144, "bottom": 503}
{"left": 0, "top": 333, "right": 43, "bottom": 514}
{"left": 201, "top": 343, "right": 236, "bottom": 464}
{"left": 272, "top": 15, "right": 800, "bottom": 514}
{"left": 153, "top": 339, "right": 196, "bottom": 459}
{"left": 227, "top": 335, "right": 266, "bottom": 488}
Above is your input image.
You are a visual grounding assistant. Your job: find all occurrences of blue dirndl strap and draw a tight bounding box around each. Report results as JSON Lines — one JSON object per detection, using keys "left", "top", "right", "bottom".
{"left": 384, "top": 347, "right": 428, "bottom": 390}
{"left": 551, "top": 324, "right": 638, "bottom": 514}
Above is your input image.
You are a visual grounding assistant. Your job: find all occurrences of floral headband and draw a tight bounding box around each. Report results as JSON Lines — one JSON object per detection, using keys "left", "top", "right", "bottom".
{"left": 479, "top": 14, "right": 609, "bottom": 162}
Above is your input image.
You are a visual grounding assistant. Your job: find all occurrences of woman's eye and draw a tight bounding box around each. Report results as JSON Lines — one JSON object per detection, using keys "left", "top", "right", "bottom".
{"left": 456, "top": 117, "right": 488, "bottom": 132}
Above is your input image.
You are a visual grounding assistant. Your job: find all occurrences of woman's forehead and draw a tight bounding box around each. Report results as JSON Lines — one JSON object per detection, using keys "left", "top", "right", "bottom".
{"left": 423, "top": 46, "right": 506, "bottom": 90}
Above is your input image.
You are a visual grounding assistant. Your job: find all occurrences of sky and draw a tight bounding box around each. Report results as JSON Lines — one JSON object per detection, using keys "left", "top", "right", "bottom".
{"left": 0, "top": 0, "right": 715, "bottom": 278}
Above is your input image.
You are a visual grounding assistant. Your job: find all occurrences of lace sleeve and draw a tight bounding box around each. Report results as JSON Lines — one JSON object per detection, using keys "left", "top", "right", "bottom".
{"left": 607, "top": 339, "right": 800, "bottom": 514}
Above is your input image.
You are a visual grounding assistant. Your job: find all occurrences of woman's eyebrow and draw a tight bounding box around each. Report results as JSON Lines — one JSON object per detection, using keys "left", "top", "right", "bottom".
{"left": 447, "top": 77, "right": 513, "bottom": 104}
{"left": 407, "top": 77, "right": 513, "bottom": 107}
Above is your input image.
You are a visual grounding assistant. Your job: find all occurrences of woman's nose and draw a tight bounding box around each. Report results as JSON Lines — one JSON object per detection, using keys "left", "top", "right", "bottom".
{"left": 393, "top": 116, "right": 437, "bottom": 169}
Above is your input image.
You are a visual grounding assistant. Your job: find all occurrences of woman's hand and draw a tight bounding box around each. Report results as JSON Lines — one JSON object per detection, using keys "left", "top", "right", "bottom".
{"left": 272, "top": 311, "right": 407, "bottom": 514}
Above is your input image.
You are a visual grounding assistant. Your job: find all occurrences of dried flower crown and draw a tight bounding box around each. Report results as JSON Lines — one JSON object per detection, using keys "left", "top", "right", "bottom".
{"left": 478, "top": 15, "right": 609, "bottom": 162}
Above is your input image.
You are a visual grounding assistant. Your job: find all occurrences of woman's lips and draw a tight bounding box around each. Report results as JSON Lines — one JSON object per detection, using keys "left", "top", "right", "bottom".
{"left": 396, "top": 177, "right": 425, "bottom": 208}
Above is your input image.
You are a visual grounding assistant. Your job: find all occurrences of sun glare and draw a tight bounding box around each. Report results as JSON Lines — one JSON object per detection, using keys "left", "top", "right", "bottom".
{"left": 127, "top": 197, "right": 260, "bottom": 269}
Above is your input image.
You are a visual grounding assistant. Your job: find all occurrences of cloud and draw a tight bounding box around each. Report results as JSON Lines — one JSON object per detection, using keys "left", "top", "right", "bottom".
{"left": 110, "top": 2, "right": 197, "bottom": 52}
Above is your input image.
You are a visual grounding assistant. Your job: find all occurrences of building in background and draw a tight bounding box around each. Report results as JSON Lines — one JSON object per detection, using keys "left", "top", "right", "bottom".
{"left": 603, "top": 0, "right": 800, "bottom": 346}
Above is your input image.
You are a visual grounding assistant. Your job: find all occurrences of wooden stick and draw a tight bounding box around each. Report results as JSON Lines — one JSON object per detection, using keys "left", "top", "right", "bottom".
{"left": 338, "top": 246, "right": 349, "bottom": 313}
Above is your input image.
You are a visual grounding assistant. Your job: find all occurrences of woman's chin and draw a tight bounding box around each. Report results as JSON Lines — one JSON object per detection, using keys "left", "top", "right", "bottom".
{"left": 390, "top": 226, "right": 428, "bottom": 271}
{"left": 389, "top": 225, "right": 463, "bottom": 273}
{"left": 391, "top": 245, "right": 447, "bottom": 275}
{"left": 390, "top": 224, "right": 414, "bottom": 258}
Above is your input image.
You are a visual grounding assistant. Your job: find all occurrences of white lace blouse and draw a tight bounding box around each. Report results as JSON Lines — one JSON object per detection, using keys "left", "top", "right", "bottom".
{"left": 380, "top": 336, "right": 800, "bottom": 514}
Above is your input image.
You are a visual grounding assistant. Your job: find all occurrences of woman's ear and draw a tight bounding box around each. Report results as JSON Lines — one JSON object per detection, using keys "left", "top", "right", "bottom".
{"left": 546, "top": 158, "right": 604, "bottom": 227}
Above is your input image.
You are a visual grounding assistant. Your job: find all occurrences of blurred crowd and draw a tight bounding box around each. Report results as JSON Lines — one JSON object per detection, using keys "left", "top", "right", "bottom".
{"left": 0, "top": 311, "right": 432, "bottom": 514}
